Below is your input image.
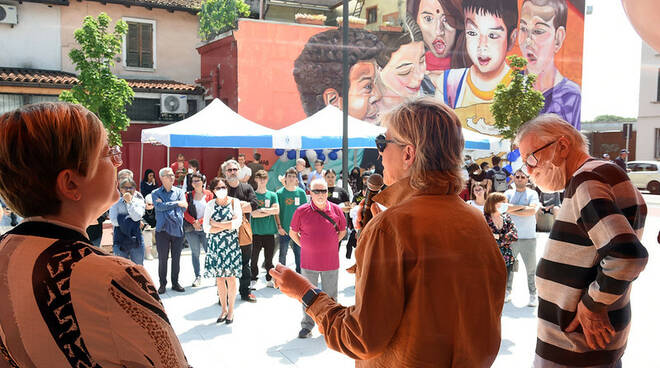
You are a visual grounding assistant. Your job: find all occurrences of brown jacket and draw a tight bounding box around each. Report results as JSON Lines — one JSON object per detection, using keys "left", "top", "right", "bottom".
{"left": 308, "top": 177, "right": 506, "bottom": 367}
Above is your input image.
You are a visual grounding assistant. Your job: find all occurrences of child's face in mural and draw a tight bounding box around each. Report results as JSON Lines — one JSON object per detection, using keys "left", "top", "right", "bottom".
{"left": 465, "top": 10, "right": 510, "bottom": 77}
{"left": 380, "top": 41, "right": 426, "bottom": 99}
{"left": 417, "top": 0, "right": 457, "bottom": 58}
{"left": 347, "top": 60, "right": 381, "bottom": 123}
{"left": 519, "top": 2, "right": 565, "bottom": 76}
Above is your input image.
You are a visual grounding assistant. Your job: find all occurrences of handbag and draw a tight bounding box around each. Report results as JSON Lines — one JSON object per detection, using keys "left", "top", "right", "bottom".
{"left": 233, "top": 199, "right": 253, "bottom": 246}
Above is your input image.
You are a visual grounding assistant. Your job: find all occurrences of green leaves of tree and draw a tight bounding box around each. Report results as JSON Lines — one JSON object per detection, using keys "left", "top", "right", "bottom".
{"left": 490, "top": 55, "right": 545, "bottom": 140}
{"left": 59, "top": 13, "right": 134, "bottom": 146}
{"left": 199, "top": 0, "right": 250, "bottom": 41}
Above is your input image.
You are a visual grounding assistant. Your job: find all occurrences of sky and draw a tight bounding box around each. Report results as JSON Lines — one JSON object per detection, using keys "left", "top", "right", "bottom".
{"left": 581, "top": 0, "right": 642, "bottom": 120}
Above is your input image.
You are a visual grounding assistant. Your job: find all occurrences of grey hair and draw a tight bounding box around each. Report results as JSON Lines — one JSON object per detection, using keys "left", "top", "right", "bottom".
{"left": 221, "top": 159, "right": 239, "bottom": 173}
{"left": 310, "top": 178, "right": 328, "bottom": 189}
{"left": 296, "top": 158, "right": 306, "bottom": 165}
{"left": 515, "top": 114, "right": 589, "bottom": 153}
{"left": 119, "top": 177, "right": 136, "bottom": 188}
{"left": 159, "top": 167, "right": 173, "bottom": 178}
{"left": 118, "top": 169, "right": 134, "bottom": 180}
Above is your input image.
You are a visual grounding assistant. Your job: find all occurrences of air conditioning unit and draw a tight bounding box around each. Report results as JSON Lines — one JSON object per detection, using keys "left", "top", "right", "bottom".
{"left": 160, "top": 94, "right": 188, "bottom": 114}
{"left": 0, "top": 4, "right": 18, "bottom": 25}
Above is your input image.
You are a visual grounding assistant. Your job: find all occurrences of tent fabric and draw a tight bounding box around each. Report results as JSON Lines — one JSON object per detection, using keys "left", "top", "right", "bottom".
{"left": 462, "top": 128, "right": 509, "bottom": 151}
{"left": 140, "top": 98, "right": 276, "bottom": 148}
{"left": 272, "top": 105, "right": 386, "bottom": 149}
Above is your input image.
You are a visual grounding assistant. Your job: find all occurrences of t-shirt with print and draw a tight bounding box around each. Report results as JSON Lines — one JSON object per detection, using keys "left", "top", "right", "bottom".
{"left": 251, "top": 191, "right": 279, "bottom": 235}
{"left": 276, "top": 187, "right": 308, "bottom": 232}
{"left": 504, "top": 188, "right": 539, "bottom": 239}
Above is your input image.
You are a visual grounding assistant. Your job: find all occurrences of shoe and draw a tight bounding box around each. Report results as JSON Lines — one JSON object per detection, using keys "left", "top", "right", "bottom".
{"left": 266, "top": 280, "right": 275, "bottom": 288}
{"left": 158, "top": 285, "right": 166, "bottom": 294}
{"left": 145, "top": 252, "right": 154, "bottom": 261}
{"left": 528, "top": 294, "right": 538, "bottom": 307}
{"left": 241, "top": 294, "right": 257, "bottom": 303}
{"left": 216, "top": 312, "right": 227, "bottom": 323}
{"left": 298, "top": 328, "right": 312, "bottom": 339}
{"left": 192, "top": 277, "right": 201, "bottom": 287}
{"left": 250, "top": 279, "right": 257, "bottom": 287}
{"left": 172, "top": 284, "right": 185, "bottom": 292}
{"left": 225, "top": 315, "right": 234, "bottom": 325}
{"left": 504, "top": 291, "right": 512, "bottom": 303}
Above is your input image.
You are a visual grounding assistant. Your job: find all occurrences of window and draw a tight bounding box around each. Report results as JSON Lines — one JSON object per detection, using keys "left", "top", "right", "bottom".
{"left": 366, "top": 7, "right": 377, "bottom": 24}
{"left": 124, "top": 18, "right": 155, "bottom": 69}
{"left": 655, "top": 128, "right": 660, "bottom": 158}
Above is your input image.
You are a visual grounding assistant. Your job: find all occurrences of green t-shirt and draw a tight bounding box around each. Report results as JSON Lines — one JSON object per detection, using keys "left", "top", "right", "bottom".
{"left": 251, "top": 191, "right": 279, "bottom": 235}
{"left": 276, "top": 186, "right": 307, "bottom": 232}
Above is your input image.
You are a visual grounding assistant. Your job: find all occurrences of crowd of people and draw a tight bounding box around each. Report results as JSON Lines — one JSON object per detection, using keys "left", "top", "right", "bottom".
{"left": 0, "top": 101, "right": 651, "bottom": 368}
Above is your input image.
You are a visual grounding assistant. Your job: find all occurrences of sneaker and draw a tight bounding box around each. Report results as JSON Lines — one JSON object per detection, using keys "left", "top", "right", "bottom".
{"left": 145, "top": 251, "right": 154, "bottom": 261}
{"left": 250, "top": 279, "right": 257, "bottom": 287}
{"left": 266, "top": 280, "right": 275, "bottom": 288}
{"left": 172, "top": 284, "right": 185, "bottom": 292}
{"left": 298, "top": 328, "right": 312, "bottom": 339}
{"left": 241, "top": 294, "right": 257, "bottom": 303}
{"left": 504, "top": 291, "right": 512, "bottom": 303}
{"left": 192, "top": 277, "right": 201, "bottom": 287}
{"left": 158, "top": 285, "right": 166, "bottom": 294}
{"left": 528, "top": 294, "right": 538, "bottom": 307}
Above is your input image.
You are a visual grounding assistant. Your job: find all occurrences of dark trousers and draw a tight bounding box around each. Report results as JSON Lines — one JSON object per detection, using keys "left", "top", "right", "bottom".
{"left": 155, "top": 231, "right": 184, "bottom": 287}
{"left": 239, "top": 244, "right": 252, "bottom": 297}
{"left": 251, "top": 234, "right": 275, "bottom": 281}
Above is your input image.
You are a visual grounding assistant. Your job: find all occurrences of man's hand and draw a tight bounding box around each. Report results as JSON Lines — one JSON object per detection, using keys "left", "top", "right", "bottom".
{"left": 269, "top": 264, "right": 315, "bottom": 302}
{"left": 177, "top": 201, "right": 188, "bottom": 209}
{"left": 565, "top": 301, "right": 615, "bottom": 350}
{"left": 156, "top": 198, "right": 163, "bottom": 203}
{"left": 278, "top": 227, "right": 286, "bottom": 236}
{"left": 122, "top": 192, "right": 132, "bottom": 203}
{"left": 240, "top": 201, "right": 251, "bottom": 213}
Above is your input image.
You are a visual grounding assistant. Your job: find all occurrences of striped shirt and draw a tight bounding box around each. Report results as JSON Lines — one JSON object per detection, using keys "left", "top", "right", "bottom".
{"left": 535, "top": 159, "right": 648, "bottom": 367}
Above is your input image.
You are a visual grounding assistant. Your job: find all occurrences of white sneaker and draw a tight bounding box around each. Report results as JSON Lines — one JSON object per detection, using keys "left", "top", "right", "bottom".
{"left": 528, "top": 294, "right": 538, "bottom": 307}
{"left": 504, "top": 291, "right": 512, "bottom": 303}
{"left": 266, "top": 280, "right": 275, "bottom": 288}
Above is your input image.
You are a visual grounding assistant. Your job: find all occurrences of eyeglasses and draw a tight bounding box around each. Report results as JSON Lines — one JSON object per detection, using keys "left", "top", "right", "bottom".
{"left": 375, "top": 134, "right": 404, "bottom": 153}
{"left": 310, "top": 189, "right": 328, "bottom": 194}
{"left": 192, "top": 179, "right": 203, "bottom": 183}
{"left": 226, "top": 168, "right": 239, "bottom": 172}
{"left": 514, "top": 175, "right": 527, "bottom": 180}
{"left": 524, "top": 140, "right": 558, "bottom": 171}
{"left": 103, "top": 146, "right": 122, "bottom": 167}
{"left": 163, "top": 174, "right": 175, "bottom": 178}
{"left": 214, "top": 186, "right": 226, "bottom": 190}
{"left": 120, "top": 186, "right": 134, "bottom": 191}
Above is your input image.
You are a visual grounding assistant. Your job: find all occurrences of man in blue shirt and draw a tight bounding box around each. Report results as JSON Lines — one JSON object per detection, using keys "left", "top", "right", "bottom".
{"left": 151, "top": 167, "right": 188, "bottom": 294}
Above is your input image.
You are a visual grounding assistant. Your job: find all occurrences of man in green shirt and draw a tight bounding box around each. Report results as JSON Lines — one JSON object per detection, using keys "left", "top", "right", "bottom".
{"left": 250, "top": 170, "right": 280, "bottom": 287}
{"left": 276, "top": 167, "right": 308, "bottom": 273}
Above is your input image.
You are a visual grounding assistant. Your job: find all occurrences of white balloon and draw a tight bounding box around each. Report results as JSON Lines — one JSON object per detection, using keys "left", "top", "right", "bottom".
{"left": 305, "top": 150, "right": 317, "bottom": 164}
{"left": 279, "top": 154, "right": 289, "bottom": 163}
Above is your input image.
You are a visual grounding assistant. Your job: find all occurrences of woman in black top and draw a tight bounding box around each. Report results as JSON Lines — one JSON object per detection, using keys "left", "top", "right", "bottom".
{"left": 140, "top": 168, "right": 158, "bottom": 196}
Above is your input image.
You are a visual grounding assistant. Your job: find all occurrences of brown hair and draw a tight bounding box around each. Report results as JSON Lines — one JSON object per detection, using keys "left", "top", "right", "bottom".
{"left": 484, "top": 192, "right": 507, "bottom": 215}
{"left": 471, "top": 183, "right": 486, "bottom": 200}
{"left": 0, "top": 102, "right": 103, "bottom": 217}
{"left": 208, "top": 177, "right": 229, "bottom": 197}
{"left": 384, "top": 97, "right": 465, "bottom": 193}
{"left": 254, "top": 169, "right": 268, "bottom": 179}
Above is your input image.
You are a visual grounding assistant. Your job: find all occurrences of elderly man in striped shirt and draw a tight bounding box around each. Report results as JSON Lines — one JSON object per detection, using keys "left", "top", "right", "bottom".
{"left": 517, "top": 114, "right": 648, "bottom": 368}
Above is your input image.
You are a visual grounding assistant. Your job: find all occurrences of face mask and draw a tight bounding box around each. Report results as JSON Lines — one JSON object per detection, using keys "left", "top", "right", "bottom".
{"left": 215, "top": 189, "right": 228, "bottom": 199}
{"left": 498, "top": 203, "right": 509, "bottom": 214}
{"left": 535, "top": 151, "right": 566, "bottom": 193}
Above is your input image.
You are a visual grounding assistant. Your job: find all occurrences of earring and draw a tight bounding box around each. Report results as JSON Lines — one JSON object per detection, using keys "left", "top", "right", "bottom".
{"left": 74, "top": 193, "right": 81, "bottom": 201}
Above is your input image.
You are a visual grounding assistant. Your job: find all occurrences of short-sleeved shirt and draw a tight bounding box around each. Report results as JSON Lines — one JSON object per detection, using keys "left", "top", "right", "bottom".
{"left": 290, "top": 201, "right": 346, "bottom": 271}
{"left": 504, "top": 188, "right": 539, "bottom": 239}
{"left": 237, "top": 165, "right": 252, "bottom": 181}
{"left": 251, "top": 191, "right": 279, "bottom": 235}
{"left": 276, "top": 187, "right": 308, "bottom": 232}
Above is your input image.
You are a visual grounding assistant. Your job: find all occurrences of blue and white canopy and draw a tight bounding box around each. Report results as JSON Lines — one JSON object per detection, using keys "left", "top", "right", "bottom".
{"left": 141, "top": 98, "right": 275, "bottom": 148}
{"left": 462, "top": 128, "right": 509, "bottom": 151}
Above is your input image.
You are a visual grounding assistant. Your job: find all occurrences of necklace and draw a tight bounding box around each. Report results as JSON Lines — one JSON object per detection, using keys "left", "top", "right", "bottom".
{"left": 465, "top": 68, "right": 514, "bottom": 101}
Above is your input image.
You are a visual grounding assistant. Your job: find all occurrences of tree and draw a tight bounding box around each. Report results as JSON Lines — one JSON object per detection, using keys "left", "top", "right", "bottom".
{"left": 59, "top": 13, "right": 134, "bottom": 146}
{"left": 199, "top": 0, "right": 250, "bottom": 41}
{"left": 490, "top": 55, "right": 545, "bottom": 140}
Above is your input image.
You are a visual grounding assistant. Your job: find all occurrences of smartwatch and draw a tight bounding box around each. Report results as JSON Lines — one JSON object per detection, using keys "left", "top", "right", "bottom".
{"left": 301, "top": 288, "right": 323, "bottom": 309}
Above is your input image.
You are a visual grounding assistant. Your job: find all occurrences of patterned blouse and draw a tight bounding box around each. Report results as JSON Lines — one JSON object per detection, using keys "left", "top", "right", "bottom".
{"left": 484, "top": 213, "right": 518, "bottom": 267}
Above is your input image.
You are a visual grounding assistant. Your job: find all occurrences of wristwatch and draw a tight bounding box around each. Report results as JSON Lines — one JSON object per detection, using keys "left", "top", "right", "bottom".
{"left": 301, "top": 288, "right": 323, "bottom": 309}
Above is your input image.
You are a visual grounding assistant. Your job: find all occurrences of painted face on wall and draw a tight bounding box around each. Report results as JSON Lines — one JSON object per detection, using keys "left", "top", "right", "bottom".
{"left": 465, "top": 9, "right": 510, "bottom": 77}
{"left": 519, "top": 2, "right": 562, "bottom": 75}
{"left": 417, "top": 0, "right": 457, "bottom": 58}
{"left": 347, "top": 60, "right": 381, "bottom": 123}
{"left": 380, "top": 41, "right": 426, "bottom": 99}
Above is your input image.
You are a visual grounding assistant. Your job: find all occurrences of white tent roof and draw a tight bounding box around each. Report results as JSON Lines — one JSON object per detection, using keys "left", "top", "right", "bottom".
{"left": 272, "top": 105, "right": 386, "bottom": 149}
{"left": 462, "top": 128, "right": 509, "bottom": 152}
{"left": 140, "top": 98, "right": 276, "bottom": 148}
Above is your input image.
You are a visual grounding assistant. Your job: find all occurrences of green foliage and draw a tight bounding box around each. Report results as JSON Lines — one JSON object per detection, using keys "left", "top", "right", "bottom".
{"left": 490, "top": 55, "right": 545, "bottom": 140}
{"left": 59, "top": 13, "right": 134, "bottom": 146}
{"left": 199, "top": 0, "right": 250, "bottom": 41}
{"left": 589, "top": 115, "right": 636, "bottom": 123}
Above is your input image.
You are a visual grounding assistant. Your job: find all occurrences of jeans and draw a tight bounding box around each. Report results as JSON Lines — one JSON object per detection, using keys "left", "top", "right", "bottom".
{"left": 113, "top": 244, "right": 144, "bottom": 265}
{"left": 506, "top": 238, "right": 537, "bottom": 295}
{"left": 185, "top": 230, "right": 207, "bottom": 278}
{"left": 301, "top": 268, "right": 338, "bottom": 330}
{"left": 239, "top": 244, "right": 252, "bottom": 298}
{"left": 251, "top": 234, "right": 275, "bottom": 281}
{"left": 533, "top": 354, "right": 622, "bottom": 367}
{"left": 155, "top": 231, "right": 184, "bottom": 287}
{"left": 278, "top": 235, "right": 301, "bottom": 273}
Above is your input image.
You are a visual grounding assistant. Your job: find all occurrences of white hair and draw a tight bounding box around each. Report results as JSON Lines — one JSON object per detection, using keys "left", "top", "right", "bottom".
{"left": 296, "top": 158, "right": 306, "bottom": 165}
{"left": 119, "top": 177, "right": 136, "bottom": 188}
{"left": 145, "top": 193, "right": 153, "bottom": 204}
{"left": 159, "top": 167, "right": 173, "bottom": 178}
{"left": 309, "top": 178, "right": 328, "bottom": 189}
{"left": 515, "top": 114, "right": 589, "bottom": 153}
{"left": 118, "top": 169, "right": 134, "bottom": 180}
{"left": 221, "top": 159, "right": 239, "bottom": 173}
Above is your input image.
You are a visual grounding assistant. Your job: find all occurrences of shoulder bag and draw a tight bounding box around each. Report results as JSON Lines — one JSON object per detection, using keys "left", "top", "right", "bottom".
{"left": 315, "top": 208, "right": 339, "bottom": 234}
{"left": 233, "top": 198, "right": 253, "bottom": 246}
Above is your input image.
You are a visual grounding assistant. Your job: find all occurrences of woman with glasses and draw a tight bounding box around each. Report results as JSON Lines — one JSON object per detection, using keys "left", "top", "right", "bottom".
{"left": 467, "top": 182, "right": 487, "bottom": 212}
{"left": 184, "top": 172, "right": 213, "bottom": 288}
{"left": 0, "top": 102, "right": 188, "bottom": 366}
{"left": 270, "top": 97, "right": 507, "bottom": 367}
{"left": 109, "top": 177, "right": 146, "bottom": 265}
{"left": 203, "top": 177, "right": 243, "bottom": 325}
{"left": 483, "top": 192, "right": 518, "bottom": 303}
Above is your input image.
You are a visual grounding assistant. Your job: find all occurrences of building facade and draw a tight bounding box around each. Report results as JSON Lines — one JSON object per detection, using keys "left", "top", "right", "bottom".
{"left": 636, "top": 41, "right": 660, "bottom": 160}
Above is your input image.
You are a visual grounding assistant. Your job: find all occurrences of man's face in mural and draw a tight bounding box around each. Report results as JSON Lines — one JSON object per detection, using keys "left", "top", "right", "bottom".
{"left": 347, "top": 60, "right": 380, "bottom": 123}
{"left": 380, "top": 41, "right": 426, "bottom": 99}
{"left": 465, "top": 9, "right": 510, "bottom": 77}
{"left": 417, "top": 0, "right": 457, "bottom": 58}
{"left": 519, "top": 2, "right": 565, "bottom": 76}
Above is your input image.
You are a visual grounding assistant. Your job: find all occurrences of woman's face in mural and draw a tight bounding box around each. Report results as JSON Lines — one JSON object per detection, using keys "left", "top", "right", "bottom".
{"left": 380, "top": 41, "right": 426, "bottom": 99}
{"left": 417, "top": 0, "right": 457, "bottom": 58}
{"left": 465, "top": 9, "right": 509, "bottom": 77}
{"left": 519, "top": 2, "right": 564, "bottom": 76}
{"left": 347, "top": 60, "right": 381, "bottom": 124}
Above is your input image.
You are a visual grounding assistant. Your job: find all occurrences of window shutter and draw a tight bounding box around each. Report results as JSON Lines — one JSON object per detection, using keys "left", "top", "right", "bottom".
{"left": 126, "top": 22, "right": 140, "bottom": 67}
{"left": 140, "top": 23, "right": 153, "bottom": 68}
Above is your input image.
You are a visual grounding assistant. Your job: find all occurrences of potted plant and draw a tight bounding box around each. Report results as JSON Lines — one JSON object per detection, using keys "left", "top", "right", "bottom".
{"left": 295, "top": 13, "right": 327, "bottom": 26}
{"left": 336, "top": 16, "right": 367, "bottom": 28}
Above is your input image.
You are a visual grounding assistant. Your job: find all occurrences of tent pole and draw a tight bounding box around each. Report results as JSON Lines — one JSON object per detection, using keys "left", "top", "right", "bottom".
{"left": 139, "top": 142, "right": 144, "bottom": 185}
{"left": 341, "top": 0, "right": 349, "bottom": 191}
{"left": 167, "top": 147, "right": 170, "bottom": 170}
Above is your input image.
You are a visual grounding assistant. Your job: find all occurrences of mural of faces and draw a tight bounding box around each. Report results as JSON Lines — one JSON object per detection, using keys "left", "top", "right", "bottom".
{"left": 417, "top": 0, "right": 457, "bottom": 58}
{"left": 519, "top": 1, "right": 565, "bottom": 76}
{"left": 380, "top": 41, "right": 426, "bottom": 98}
{"left": 347, "top": 60, "right": 381, "bottom": 123}
{"left": 464, "top": 9, "right": 510, "bottom": 77}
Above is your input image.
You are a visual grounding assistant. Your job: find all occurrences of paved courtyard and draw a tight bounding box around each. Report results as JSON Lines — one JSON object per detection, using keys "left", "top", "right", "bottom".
{"left": 142, "top": 195, "right": 660, "bottom": 367}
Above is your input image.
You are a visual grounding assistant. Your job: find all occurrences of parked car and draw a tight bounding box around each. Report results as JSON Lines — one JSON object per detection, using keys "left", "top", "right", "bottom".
{"left": 626, "top": 161, "right": 660, "bottom": 194}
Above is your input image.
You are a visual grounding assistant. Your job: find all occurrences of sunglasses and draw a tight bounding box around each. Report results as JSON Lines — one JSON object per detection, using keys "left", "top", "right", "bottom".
{"left": 310, "top": 189, "right": 328, "bottom": 194}
{"left": 192, "top": 179, "right": 203, "bottom": 183}
{"left": 226, "top": 168, "right": 239, "bottom": 172}
{"left": 514, "top": 175, "right": 527, "bottom": 179}
{"left": 375, "top": 134, "right": 404, "bottom": 153}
